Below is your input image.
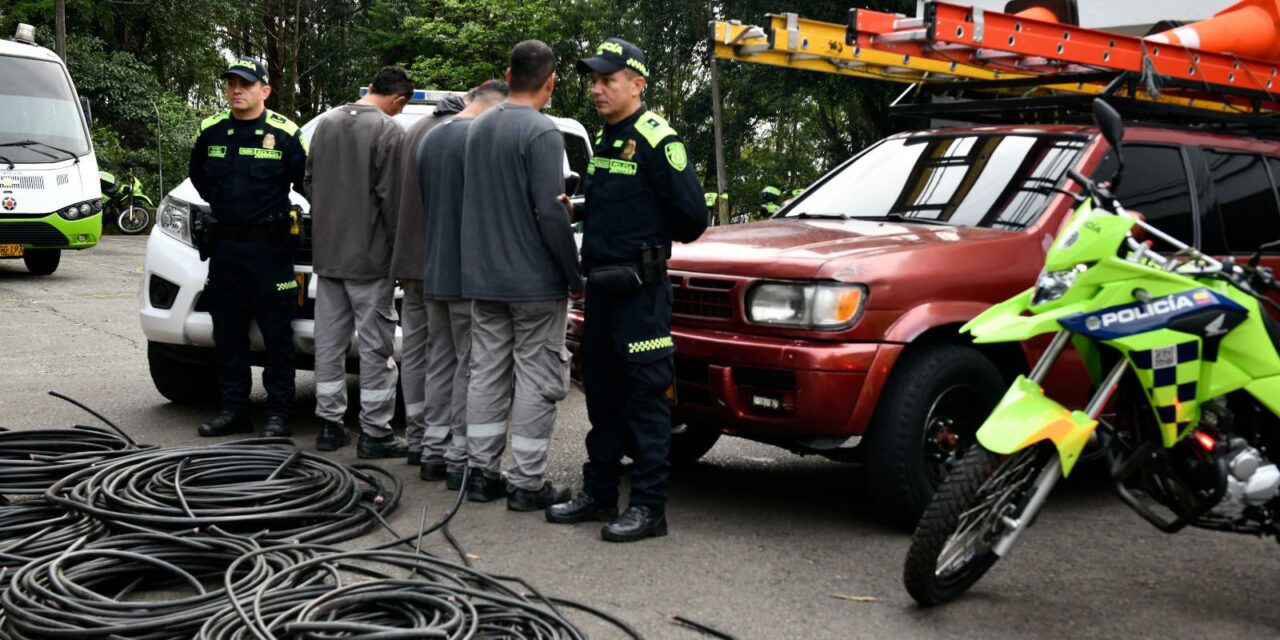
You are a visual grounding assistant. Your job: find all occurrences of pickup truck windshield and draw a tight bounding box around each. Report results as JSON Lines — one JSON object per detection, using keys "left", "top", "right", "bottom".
{"left": 786, "top": 133, "right": 1086, "bottom": 230}
{"left": 0, "top": 55, "right": 91, "bottom": 163}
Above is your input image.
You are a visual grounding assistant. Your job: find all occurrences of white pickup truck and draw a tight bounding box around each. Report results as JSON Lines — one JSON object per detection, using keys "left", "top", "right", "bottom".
{"left": 140, "top": 90, "right": 593, "bottom": 403}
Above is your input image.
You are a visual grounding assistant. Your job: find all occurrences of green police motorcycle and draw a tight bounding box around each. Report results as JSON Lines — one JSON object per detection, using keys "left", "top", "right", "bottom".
{"left": 100, "top": 170, "right": 154, "bottom": 235}
{"left": 904, "top": 99, "right": 1280, "bottom": 606}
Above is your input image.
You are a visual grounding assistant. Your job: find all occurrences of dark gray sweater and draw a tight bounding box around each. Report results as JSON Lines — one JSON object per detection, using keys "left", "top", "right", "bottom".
{"left": 419, "top": 116, "right": 472, "bottom": 300}
{"left": 459, "top": 104, "right": 581, "bottom": 301}
{"left": 391, "top": 95, "right": 464, "bottom": 280}
{"left": 305, "top": 103, "right": 404, "bottom": 281}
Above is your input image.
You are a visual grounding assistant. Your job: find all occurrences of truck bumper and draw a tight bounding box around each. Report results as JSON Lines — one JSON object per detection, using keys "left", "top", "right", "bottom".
{"left": 568, "top": 317, "right": 903, "bottom": 441}
{"left": 0, "top": 213, "right": 101, "bottom": 250}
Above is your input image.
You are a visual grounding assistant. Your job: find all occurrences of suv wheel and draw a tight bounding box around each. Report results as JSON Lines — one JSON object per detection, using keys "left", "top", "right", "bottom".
{"left": 670, "top": 420, "right": 721, "bottom": 466}
{"left": 861, "top": 344, "right": 1005, "bottom": 528}
{"left": 23, "top": 249, "right": 60, "bottom": 275}
{"left": 148, "top": 341, "right": 220, "bottom": 404}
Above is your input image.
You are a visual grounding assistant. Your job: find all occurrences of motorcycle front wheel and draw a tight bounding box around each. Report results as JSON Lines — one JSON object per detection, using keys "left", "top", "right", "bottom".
{"left": 904, "top": 443, "right": 1054, "bottom": 606}
{"left": 116, "top": 204, "right": 152, "bottom": 235}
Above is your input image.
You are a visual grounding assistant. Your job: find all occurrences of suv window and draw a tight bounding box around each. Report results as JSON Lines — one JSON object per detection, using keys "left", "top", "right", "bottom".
{"left": 563, "top": 133, "right": 590, "bottom": 195}
{"left": 1096, "top": 145, "right": 1195, "bottom": 247}
{"left": 786, "top": 134, "right": 1086, "bottom": 230}
{"left": 1201, "top": 151, "right": 1280, "bottom": 254}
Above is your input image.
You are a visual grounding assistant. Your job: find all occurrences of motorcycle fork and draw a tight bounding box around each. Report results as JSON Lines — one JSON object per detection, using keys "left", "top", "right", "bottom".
{"left": 992, "top": 332, "right": 1128, "bottom": 556}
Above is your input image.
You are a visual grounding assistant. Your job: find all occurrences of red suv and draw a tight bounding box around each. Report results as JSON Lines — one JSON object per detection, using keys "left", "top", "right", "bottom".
{"left": 568, "top": 123, "right": 1280, "bottom": 524}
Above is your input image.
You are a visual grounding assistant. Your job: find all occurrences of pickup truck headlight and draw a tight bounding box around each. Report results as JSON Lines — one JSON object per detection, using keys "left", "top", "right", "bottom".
{"left": 746, "top": 282, "right": 867, "bottom": 329}
{"left": 157, "top": 196, "right": 194, "bottom": 246}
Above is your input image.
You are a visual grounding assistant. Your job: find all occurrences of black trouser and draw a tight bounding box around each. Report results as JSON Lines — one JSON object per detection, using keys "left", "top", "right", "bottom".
{"left": 581, "top": 278, "right": 675, "bottom": 511}
{"left": 206, "top": 238, "right": 296, "bottom": 420}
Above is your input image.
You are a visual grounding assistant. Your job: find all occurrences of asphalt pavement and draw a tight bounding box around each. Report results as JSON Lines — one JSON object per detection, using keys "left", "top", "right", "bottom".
{"left": 2, "top": 236, "right": 1278, "bottom": 639}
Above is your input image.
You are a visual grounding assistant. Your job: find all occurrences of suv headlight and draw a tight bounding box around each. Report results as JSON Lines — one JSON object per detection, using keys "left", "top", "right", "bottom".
{"left": 1031, "top": 267, "right": 1080, "bottom": 306}
{"left": 746, "top": 282, "right": 867, "bottom": 329}
{"left": 157, "top": 196, "right": 194, "bottom": 246}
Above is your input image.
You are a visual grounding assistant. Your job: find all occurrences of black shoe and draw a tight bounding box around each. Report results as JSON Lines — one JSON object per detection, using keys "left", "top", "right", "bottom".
{"left": 357, "top": 433, "right": 411, "bottom": 459}
{"left": 198, "top": 411, "right": 253, "bottom": 437}
{"left": 420, "top": 461, "right": 447, "bottom": 481}
{"left": 546, "top": 492, "right": 618, "bottom": 524}
{"left": 602, "top": 506, "right": 668, "bottom": 543}
{"left": 466, "top": 469, "right": 507, "bottom": 502}
{"left": 408, "top": 449, "right": 423, "bottom": 466}
{"left": 261, "top": 415, "right": 292, "bottom": 438}
{"left": 445, "top": 468, "right": 466, "bottom": 491}
{"left": 315, "top": 420, "right": 352, "bottom": 452}
{"left": 508, "top": 482, "right": 570, "bottom": 512}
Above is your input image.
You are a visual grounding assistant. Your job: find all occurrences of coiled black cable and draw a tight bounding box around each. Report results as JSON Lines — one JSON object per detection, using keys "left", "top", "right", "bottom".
{"left": 198, "top": 545, "right": 644, "bottom": 640}
{"left": 0, "top": 498, "right": 107, "bottom": 570}
{"left": 0, "top": 532, "right": 311, "bottom": 639}
{"left": 46, "top": 439, "right": 401, "bottom": 545}
{"left": 0, "top": 425, "right": 149, "bottom": 496}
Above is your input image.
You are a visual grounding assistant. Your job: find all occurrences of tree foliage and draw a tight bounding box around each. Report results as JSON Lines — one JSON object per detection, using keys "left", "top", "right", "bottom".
{"left": 1, "top": 0, "right": 916, "bottom": 217}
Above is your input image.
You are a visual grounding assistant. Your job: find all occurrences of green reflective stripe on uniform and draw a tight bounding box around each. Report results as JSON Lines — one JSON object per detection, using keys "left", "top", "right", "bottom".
{"left": 628, "top": 336, "right": 674, "bottom": 354}
{"left": 265, "top": 110, "right": 300, "bottom": 137}
{"left": 634, "top": 111, "right": 677, "bottom": 147}
{"left": 613, "top": 139, "right": 624, "bottom": 148}
{"left": 200, "top": 111, "right": 230, "bottom": 131}
{"left": 276, "top": 280, "right": 299, "bottom": 292}
{"left": 254, "top": 129, "right": 264, "bottom": 136}
{"left": 594, "top": 130, "right": 603, "bottom": 145}
{"left": 239, "top": 147, "right": 282, "bottom": 160}
{"left": 591, "top": 156, "right": 636, "bottom": 175}
{"left": 208, "top": 146, "right": 227, "bottom": 158}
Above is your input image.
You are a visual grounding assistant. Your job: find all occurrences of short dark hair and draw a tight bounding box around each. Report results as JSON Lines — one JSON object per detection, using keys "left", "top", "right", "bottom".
{"left": 508, "top": 40, "right": 556, "bottom": 93}
{"left": 370, "top": 66, "right": 415, "bottom": 98}
{"left": 467, "top": 79, "right": 509, "bottom": 103}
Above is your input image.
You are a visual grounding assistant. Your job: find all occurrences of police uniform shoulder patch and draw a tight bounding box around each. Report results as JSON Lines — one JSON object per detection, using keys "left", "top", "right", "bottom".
{"left": 264, "top": 109, "right": 300, "bottom": 137}
{"left": 664, "top": 141, "right": 687, "bottom": 171}
{"left": 633, "top": 111, "right": 677, "bottom": 147}
{"left": 200, "top": 111, "right": 230, "bottom": 132}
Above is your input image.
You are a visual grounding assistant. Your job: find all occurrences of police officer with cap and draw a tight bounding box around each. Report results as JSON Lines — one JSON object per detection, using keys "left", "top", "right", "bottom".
{"left": 546, "top": 38, "right": 706, "bottom": 542}
{"left": 189, "top": 57, "right": 307, "bottom": 438}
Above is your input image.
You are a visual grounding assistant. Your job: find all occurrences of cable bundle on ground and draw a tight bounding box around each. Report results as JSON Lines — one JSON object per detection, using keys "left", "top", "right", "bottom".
{"left": 0, "top": 533, "right": 312, "bottom": 639}
{"left": 0, "top": 498, "right": 108, "bottom": 570}
{"left": 0, "top": 425, "right": 148, "bottom": 496}
{"left": 198, "top": 546, "right": 643, "bottom": 639}
{"left": 46, "top": 439, "right": 402, "bottom": 545}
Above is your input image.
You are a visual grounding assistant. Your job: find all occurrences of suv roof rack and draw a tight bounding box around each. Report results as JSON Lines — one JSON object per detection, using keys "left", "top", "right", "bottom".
{"left": 711, "top": 1, "right": 1280, "bottom": 131}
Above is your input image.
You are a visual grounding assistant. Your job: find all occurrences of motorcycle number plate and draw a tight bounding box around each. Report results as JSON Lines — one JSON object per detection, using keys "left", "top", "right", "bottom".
{"left": 0, "top": 244, "right": 23, "bottom": 258}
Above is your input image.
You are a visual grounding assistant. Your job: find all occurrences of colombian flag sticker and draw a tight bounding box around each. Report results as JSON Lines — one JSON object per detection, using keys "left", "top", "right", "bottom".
{"left": 1194, "top": 291, "right": 1212, "bottom": 305}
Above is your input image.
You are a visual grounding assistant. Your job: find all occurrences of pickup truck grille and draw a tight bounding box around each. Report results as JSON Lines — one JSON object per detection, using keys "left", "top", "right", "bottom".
{"left": 672, "top": 275, "right": 736, "bottom": 320}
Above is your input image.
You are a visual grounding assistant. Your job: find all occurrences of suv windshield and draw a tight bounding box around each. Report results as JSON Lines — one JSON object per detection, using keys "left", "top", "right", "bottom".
{"left": 0, "top": 55, "right": 91, "bottom": 163}
{"left": 786, "top": 133, "right": 1087, "bottom": 230}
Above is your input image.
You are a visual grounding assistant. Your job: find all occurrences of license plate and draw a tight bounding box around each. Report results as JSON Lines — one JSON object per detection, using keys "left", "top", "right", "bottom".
{"left": 665, "top": 383, "right": 678, "bottom": 405}
{"left": 0, "top": 244, "right": 23, "bottom": 258}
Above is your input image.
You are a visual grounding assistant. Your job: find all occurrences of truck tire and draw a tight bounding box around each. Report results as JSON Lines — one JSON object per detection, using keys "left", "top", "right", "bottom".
{"left": 148, "top": 341, "right": 220, "bottom": 404}
{"left": 861, "top": 344, "right": 1005, "bottom": 528}
{"left": 23, "top": 249, "right": 60, "bottom": 275}
{"left": 670, "top": 420, "right": 721, "bottom": 466}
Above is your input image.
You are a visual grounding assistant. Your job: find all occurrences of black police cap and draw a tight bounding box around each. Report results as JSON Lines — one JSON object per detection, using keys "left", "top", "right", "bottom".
{"left": 221, "top": 57, "right": 269, "bottom": 84}
{"left": 576, "top": 38, "right": 648, "bottom": 77}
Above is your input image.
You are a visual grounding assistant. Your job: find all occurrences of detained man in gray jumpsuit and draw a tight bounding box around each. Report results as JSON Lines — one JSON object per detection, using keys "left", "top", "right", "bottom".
{"left": 460, "top": 41, "right": 582, "bottom": 510}
{"left": 307, "top": 66, "right": 413, "bottom": 458}
{"left": 417, "top": 80, "right": 509, "bottom": 487}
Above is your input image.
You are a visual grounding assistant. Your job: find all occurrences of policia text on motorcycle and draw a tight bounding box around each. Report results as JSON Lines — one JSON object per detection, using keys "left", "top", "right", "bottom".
{"left": 546, "top": 38, "right": 708, "bottom": 542}
{"left": 189, "top": 57, "right": 307, "bottom": 438}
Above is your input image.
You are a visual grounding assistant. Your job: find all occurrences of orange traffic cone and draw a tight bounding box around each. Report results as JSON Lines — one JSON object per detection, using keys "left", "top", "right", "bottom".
{"left": 1004, "top": 0, "right": 1079, "bottom": 25}
{"left": 1145, "top": 0, "right": 1280, "bottom": 63}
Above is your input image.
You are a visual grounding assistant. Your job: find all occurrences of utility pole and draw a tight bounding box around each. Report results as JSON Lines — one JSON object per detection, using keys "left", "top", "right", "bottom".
{"left": 55, "top": 0, "right": 66, "bottom": 60}
{"left": 709, "top": 56, "right": 729, "bottom": 226}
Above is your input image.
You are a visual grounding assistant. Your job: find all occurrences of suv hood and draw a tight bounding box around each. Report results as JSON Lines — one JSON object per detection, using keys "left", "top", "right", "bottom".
{"left": 670, "top": 218, "right": 1017, "bottom": 280}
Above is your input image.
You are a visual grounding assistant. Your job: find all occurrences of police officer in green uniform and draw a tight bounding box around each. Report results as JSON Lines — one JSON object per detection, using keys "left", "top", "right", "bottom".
{"left": 546, "top": 38, "right": 706, "bottom": 542}
{"left": 188, "top": 57, "right": 307, "bottom": 438}
{"left": 760, "top": 185, "right": 783, "bottom": 216}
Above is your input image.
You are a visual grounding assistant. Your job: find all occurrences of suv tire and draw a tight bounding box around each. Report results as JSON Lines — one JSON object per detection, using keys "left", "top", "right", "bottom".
{"left": 861, "top": 344, "right": 1005, "bottom": 528}
{"left": 148, "top": 341, "right": 220, "bottom": 404}
{"left": 23, "top": 249, "right": 60, "bottom": 275}
{"left": 670, "top": 420, "right": 721, "bottom": 466}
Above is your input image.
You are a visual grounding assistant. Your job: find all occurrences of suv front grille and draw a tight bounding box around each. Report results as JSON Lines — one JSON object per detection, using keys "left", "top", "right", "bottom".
{"left": 672, "top": 275, "right": 736, "bottom": 320}
{"left": 0, "top": 222, "right": 68, "bottom": 247}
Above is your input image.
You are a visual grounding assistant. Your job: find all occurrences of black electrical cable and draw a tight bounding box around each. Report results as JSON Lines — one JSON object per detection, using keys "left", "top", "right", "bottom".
{"left": 0, "top": 532, "right": 311, "bottom": 639}
{"left": 45, "top": 439, "right": 401, "bottom": 545}
{"left": 0, "top": 425, "right": 149, "bottom": 495}
{"left": 0, "top": 498, "right": 107, "bottom": 570}
{"left": 197, "top": 545, "right": 645, "bottom": 640}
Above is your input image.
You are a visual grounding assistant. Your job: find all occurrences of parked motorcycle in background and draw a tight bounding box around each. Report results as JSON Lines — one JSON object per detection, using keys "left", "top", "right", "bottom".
{"left": 903, "top": 99, "right": 1280, "bottom": 606}
{"left": 100, "top": 171, "right": 153, "bottom": 235}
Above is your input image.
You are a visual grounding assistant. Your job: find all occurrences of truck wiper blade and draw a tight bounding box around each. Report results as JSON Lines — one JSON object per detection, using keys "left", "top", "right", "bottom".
{"left": 790, "top": 212, "right": 851, "bottom": 220}
{"left": 0, "top": 154, "right": 12, "bottom": 170}
{"left": 0, "top": 140, "right": 77, "bottom": 163}
{"left": 863, "top": 213, "right": 953, "bottom": 226}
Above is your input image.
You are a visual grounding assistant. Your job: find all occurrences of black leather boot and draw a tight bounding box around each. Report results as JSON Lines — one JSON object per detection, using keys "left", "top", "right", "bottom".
{"left": 602, "top": 505, "right": 667, "bottom": 542}
{"left": 261, "top": 415, "right": 292, "bottom": 438}
{"left": 357, "top": 433, "right": 411, "bottom": 459}
{"left": 508, "top": 482, "right": 570, "bottom": 512}
{"left": 315, "top": 420, "right": 352, "bottom": 451}
{"left": 198, "top": 410, "right": 253, "bottom": 437}
{"left": 466, "top": 469, "right": 507, "bottom": 502}
{"left": 420, "top": 460, "right": 448, "bottom": 481}
{"left": 545, "top": 492, "right": 618, "bottom": 524}
{"left": 445, "top": 467, "right": 466, "bottom": 491}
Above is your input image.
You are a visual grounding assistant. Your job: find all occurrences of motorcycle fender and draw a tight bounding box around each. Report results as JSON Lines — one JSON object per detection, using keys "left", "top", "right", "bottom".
{"left": 136, "top": 195, "right": 155, "bottom": 207}
{"left": 976, "top": 375, "right": 1097, "bottom": 477}
{"left": 962, "top": 290, "right": 1062, "bottom": 343}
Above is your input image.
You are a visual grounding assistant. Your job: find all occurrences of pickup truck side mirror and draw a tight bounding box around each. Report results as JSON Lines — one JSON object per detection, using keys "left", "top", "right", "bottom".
{"left": 80, "top": 96, "right": 93, "bottom": 128}
{"left": 565, "top": 171, "right": 581, "bottom": 197}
